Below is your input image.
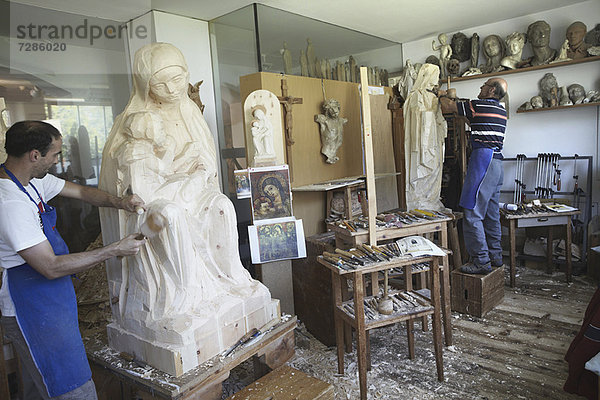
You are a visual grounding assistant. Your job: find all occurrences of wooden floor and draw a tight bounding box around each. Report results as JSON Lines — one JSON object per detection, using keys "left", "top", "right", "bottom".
{"left": 226, "top": 266, "right": 596, "bottom": 399}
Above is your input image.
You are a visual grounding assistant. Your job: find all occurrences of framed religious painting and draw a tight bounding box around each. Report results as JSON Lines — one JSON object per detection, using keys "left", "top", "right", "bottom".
{"left": 248, "top": 219, "right": 306, "bottom": 263}
{"left": 234, "top": 169, "right": 251, "bottom": 199}
{"left": 248, "top": 165, "right": 292, "bottom": 223}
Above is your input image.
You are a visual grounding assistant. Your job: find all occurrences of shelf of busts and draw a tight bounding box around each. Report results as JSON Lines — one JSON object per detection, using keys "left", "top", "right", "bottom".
{"left": 516, "top": 101, "right": 600, "bottom": 113}
{"left": 450, "top": 55, "right": 600, "bottom": 83}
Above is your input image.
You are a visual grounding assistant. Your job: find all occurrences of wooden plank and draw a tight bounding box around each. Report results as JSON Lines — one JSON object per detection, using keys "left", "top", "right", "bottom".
{"left": 359, "top": 67, "right": 377, "bottom": 247}
{"left": 369, "top": 92, "right": 398, "bottom": 213}
{"left": 227, "top": 365, "right": 334, "bottom": 400}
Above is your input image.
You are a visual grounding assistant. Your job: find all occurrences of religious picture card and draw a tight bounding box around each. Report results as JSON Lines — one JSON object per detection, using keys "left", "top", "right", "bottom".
{"left": 248, "top": 219, "right": 306, "bottom": 264}
{"left": 234, "top": 169, "right": 251, "bottom": 199}
{"left": 248, "top": 165, "right": 292, "bottom": 223}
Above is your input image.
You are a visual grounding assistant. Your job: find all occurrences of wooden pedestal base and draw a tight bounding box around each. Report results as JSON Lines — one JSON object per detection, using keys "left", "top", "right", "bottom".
{"left": 86, "top": 317, "right": 297, "bottom": 400}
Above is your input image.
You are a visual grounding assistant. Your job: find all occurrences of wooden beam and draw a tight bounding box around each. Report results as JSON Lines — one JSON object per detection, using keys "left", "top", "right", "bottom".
{"left": 359, "top": 67, "right": 377, "bottom": 246}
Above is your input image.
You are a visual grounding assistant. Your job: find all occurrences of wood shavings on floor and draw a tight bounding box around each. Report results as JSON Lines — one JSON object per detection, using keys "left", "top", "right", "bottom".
{"left": 224, "top": 267, "right": 593, "bottom": 399}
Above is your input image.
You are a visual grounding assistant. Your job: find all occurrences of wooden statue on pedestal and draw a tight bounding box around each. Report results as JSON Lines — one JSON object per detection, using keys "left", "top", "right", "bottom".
{"left": 99, "top": 43, "right": 277, "bottom": 376}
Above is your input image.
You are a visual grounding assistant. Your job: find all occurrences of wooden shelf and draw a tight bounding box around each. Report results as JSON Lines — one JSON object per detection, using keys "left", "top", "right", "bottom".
{"left": 516, "top": 101, "right": 600, "bottom": 113}
{"left": 451, "top": 55, "right": 600, "bottom": 83}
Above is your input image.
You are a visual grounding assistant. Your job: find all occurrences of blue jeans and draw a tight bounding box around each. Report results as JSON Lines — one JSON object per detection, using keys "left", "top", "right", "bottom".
{"left": 463, "top": 157, "right": 504, "bottom": 268}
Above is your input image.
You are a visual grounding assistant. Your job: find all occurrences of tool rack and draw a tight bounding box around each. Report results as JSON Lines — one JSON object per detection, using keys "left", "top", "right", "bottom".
{"left": 501, "top": 154, "right": 593, "bottom": 267}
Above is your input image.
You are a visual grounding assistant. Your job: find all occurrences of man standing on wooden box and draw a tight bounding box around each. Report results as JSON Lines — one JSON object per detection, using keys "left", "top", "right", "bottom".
{"left": 440, "top": 77, "right": 508, "bottom": 274}
{"left": 0, "top": 121, "right": 145, "bottom": 399}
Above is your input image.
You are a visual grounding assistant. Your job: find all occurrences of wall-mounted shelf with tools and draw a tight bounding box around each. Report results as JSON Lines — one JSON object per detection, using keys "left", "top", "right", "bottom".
{"left": 516, "top": 101, "right": 600, "bottom": 114}
{"left": 451, "top": 55, "right": 600, "bottom": 83}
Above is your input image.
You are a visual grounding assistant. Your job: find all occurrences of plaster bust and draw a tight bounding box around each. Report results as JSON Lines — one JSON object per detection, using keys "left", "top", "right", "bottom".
{"left": 480, "top": 34, "right": 505, "bottom": 73}
{"left": 500, "top": 32, "right": 525, "bottom": 69}
{"left": 315, "top": 99, "right": 347, "bottom": 164}
{"left": 566, "top": 21, "right": 589, "bottom": 59}
{"left": 567, "top": 83, "right": 586, "bottom": 104}
{"left": 539, "top": 73, "right": 559, "bottom": 107}
{"left": 559, "top": 86, "right": 573, "bottom": 106}
{"left": 527, "top": 20, "right": 556, "bottom": 65}
{"left": 451, "top": 32, "right": 470, "bottom": 62}
{"left": 530, "top": 95, "right": 543, "bottom": 109}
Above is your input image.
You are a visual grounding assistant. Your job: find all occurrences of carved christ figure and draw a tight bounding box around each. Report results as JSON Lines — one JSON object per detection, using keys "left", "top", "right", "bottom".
{"left": 99, "top": 43, "right": 272, "bottom": 366}
{"left": 250, "top": 105, "right": 276, "bottom": 161}
{"left": 315, "top": 99, "right": 347, "bottom": 164}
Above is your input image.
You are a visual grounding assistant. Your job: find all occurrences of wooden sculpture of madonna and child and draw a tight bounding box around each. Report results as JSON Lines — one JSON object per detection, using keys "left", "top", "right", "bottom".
{"left": 98, "top": 42, "right": 278, "bottom": 375}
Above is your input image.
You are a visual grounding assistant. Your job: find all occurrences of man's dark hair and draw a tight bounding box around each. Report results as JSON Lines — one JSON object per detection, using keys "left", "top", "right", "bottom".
{"left": 491, "top": 81, "right": 506, "bottom": 100}
{"left": 5, "top": 121, "right": 62, "bottom": 157}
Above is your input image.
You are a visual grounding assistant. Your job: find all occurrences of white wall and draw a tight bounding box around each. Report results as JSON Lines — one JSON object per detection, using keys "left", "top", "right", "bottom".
{"left": 402, "top": 0, "right": 600, "bottom": 214}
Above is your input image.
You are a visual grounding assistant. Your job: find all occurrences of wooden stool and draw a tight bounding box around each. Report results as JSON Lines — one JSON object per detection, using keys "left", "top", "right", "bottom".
{"left": 227, "top": 365, "right": 334, "bottom": 400}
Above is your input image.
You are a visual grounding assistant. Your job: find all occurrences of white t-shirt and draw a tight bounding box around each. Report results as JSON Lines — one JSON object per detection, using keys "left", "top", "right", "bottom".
{"left": 0, "top": 173, "right": 66, "bottom": 316}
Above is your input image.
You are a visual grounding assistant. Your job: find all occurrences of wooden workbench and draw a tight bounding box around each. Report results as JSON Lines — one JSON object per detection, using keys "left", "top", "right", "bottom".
{"left": 500, "top": 209, "right": 580, "bottom": 287}
{"left": 84, "top": 316, "right": 297, "bottom": 400}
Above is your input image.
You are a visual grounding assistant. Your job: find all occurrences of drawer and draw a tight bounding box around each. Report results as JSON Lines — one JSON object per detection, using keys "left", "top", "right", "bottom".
{"left": 516, "top": 215, "right": 569, "bottom": 228}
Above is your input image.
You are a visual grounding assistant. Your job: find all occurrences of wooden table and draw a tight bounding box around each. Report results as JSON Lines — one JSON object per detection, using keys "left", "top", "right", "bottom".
{"left": 500, "top": 209, "right": 580, "bottom": 287}
{"left": 84, "top": 317, "right": 297, "bottom": 400}
{"left": 318, "top": 255, "right": 444, "bottom": 400}
{"left": 327, "top": 214, "right": 458, "bottom": 347}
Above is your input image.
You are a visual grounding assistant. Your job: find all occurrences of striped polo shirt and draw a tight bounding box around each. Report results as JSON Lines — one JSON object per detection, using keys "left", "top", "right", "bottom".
{"left": 457, "top": 98, "right": 507, "bottom": 156}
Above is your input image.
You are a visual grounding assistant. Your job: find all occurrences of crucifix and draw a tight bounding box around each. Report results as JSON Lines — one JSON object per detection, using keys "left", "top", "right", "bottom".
{"left": 277, "top": 78, "right": 303, "bottom": 182}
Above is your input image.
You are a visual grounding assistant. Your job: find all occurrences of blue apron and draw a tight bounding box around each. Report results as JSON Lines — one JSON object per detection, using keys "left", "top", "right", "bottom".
{"left": 1, "top": 165, "right": 91, "bottom": 397}
{"left": 459, "top": 148, "right": 493, "bottom": 210}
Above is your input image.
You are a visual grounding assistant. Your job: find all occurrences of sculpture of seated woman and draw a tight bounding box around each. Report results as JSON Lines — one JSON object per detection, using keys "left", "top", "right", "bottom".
{"left": 99, "top": 43, "right": 274, "bottom": 374}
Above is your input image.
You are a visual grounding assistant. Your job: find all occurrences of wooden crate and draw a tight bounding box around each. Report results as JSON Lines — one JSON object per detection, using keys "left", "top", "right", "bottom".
{"left": 227, "top": 365, "right": 334, "bottom": 400}
{"left": 292, "top": 232, "right": 336, "bottom": 346}
{"left": 451, "top": 266, "right": 505, "bottom": 317}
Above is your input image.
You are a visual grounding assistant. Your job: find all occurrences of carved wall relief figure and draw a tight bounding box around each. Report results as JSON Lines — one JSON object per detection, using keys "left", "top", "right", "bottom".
{"left": 187, "top": 80, "right": 205, "bottom": 113}
{"left": 500, "top": 32, "right": 525, "bottom": 69}
{"left": 314, "top": 99, "right": 347, "bottom": 164}
{"left": 282, "top": 41, "right": 292, "bottom": 74}
{"left": 566, "top": 21, "right": 589, "bottom": 59}
{"left": 244, "top": 89, "right": 285, "bottom": 166}
{"left": 480, "top": 34, "right": 505, "bottom": 73}
{"left": 470, "top": 33, "right": 480, "bottom": 68}
{"left": 539, "top": 73, "right": 559, "bottom": 107}
{"left": 527, "top": 20, "right": 556, "bottom": 65}
{"left": 99, "top": 43, "right": 275, "bottom": 375}
{"left": 403, "top": 64, "right": 447, "bottom": 211}
{"left": 451, "top": 32, "right": 470, "bottom": 62}
{"left": 432, "top": 33, "right": 452, "bottom": 79}
{"left": 567, "top": 83, "right": 586, "bottom": 104}
{"left": 250, "top": 106, "right": 276, "bottom": 162}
